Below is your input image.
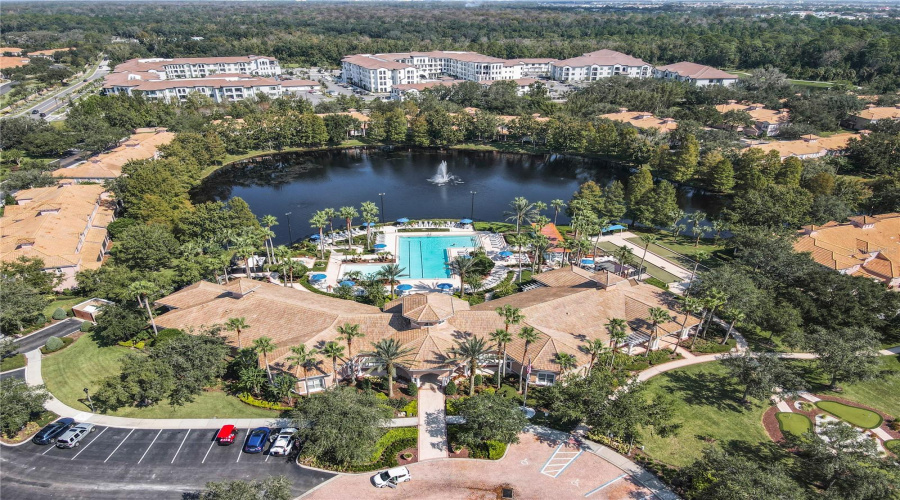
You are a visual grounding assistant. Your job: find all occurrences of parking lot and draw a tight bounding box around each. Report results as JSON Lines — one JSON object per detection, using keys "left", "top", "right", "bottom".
{"left": 1, "top": 425, "right": 334, "bottom": 499}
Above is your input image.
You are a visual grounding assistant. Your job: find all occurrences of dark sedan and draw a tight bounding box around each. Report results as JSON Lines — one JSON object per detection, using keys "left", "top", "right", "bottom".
{"left": 242, "top": 427, "right": 271, "bottom": 454}
{"left": 32, "top": 418, "right": 75, "bottom": 445}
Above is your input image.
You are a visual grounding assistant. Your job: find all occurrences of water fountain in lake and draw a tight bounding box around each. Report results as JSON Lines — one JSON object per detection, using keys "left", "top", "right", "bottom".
{"left": 427, "top": 160, "right": 463, "bottom": 185}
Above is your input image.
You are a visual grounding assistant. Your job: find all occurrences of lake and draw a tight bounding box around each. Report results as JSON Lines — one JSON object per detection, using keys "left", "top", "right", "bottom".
{"left": 193, "top": 147, "right": 723, "bottom": 246}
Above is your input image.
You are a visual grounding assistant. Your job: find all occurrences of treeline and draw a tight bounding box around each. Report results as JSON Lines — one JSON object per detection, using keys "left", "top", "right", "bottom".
{"left": 3, "top": 3, "right": 900, "bottom": 89}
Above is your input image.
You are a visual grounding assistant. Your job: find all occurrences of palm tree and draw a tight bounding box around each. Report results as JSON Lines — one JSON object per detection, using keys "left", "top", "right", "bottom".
{"left": 645, "top": 307, "right": 671, "bottom": 357}
{"left": 323, "top": 207, "right": 337, "bottom": 242}
{"left": 517, "top": 326, "right": 540, "bottom": 391}
{"left": 232, "top": 235, "right": 256, "bottom": 279}
{"left": 378, "top": 263, "right": 407, "bottom": 297}
{"left": 669, "top": 209, "right": 686, "bottom": 238}
{"left": 583, "top": 338, "right": 608, "bottom": 374}
{"left": 558, "top": 238, "right": 574, "bottom": 267}
{"left": 338, "top": 206, "right": 359, "bottom": 252}
{"left": 674, "top": 297, "right": 702, "bottom": 355}
{"left": 336, "top": 323, "right": 365, "bottom": 374}
{"left": 449, "top": 336, "right": 494, "bottom": 396}
{"left": 530, "top": 233, "right": 552, "bottom": 274}
{"left": 605, "top": 318, "right": 628, "bottom": 370}
{"left": 446, "top": 255, "right": 476, "bottom": 298}
{"left": 699, "top": 289, "right": 727, "bottom": 339}
{"left": 252, "top": 336, "right": 277, "bottom": 383}
{"left": 272, "top": 245, "right": 291, "bottom": 286}
{"left": 287, "top": 344, "right": 320, "bottom": 396}
{"left": 489, "top": 328, "right": 512, "bottom": 388}
{"left": 612, "top": 245, "right": 635, "bottom": 277}
{"left": 310, "top": 211, "right": 328, "bottom": 259}
{"left": 507, "top": 233, "right": 529, "bottom": 283}
{"left": 367, "top": 339, "right": 413, "bottom": 398}
{"left": 555, "top": 352, "right": 577, "bottom": 379}
{"left": 721, "top": 308, "right": 746, "bottom": 345}
{"left": 260, "top": 214, "right": 278, "bottom": 263}
{"left": 688, "top": 211, "right": 706, "bottom": 247}
{"left": 504, "top": 197, "right": 536, "bottom": 234}
{"left": 321, "top": 341, "right": 346, "bottom": 385}
{"left": 225, "top": 317, "right": 249, "bottom": 349}
{"left": 685, "top": 250, "right": 709, "bottom": 296}
{"left": 360, "top": 201, "right": 379, "bottom": 250}
{"left": 637, "top": 234, "right": 659, "bottom": 281}
{"left": 710, "top": 219, "right": 727, "bottom": 246}
{"left": 128, "top": 280, "right": 159, "bottom": 336}
{"left": 550, "top": 199, "right": 566, "bottom": 226}
{"left": 674, "top": 223, "right": 688, "bottom": 244}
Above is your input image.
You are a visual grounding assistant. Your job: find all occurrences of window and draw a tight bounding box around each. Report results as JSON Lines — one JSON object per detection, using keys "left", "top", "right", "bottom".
{"left": 307, "top": 377, "right": 325, "bottom": 392}
{"left": 536, "top": 372, "right": 555, "bottom": 385}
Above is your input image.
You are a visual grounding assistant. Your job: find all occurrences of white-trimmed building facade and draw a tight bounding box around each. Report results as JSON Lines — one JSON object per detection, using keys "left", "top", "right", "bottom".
{"left": 550, "top": 49, "right": 652, "bottom": 82}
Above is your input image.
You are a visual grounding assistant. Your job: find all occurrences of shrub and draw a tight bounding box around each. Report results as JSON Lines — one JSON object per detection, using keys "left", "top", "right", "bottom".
{"left": 360, "top": 377, "right": 372, "bottom": 391}
{"left": 407, "top": 383, "right": 418, "bottom": 397}
{"left": 623, "top": 360, "right": 650, "bottom": 372}
{"left": 482, "top": 387, "right": 496, "bottom": 395}
{"left": 79, "top": 321, "right": 92, "bottom": 332}
{"left": 467, "top": 440, "right": 508, "bottom": 460}
{"left": 153, "top": 328, "right": 184, "bottom": 346}
{"left": 237, "top": 392, "right": 292, "bottom": 411}
{"left": 445, "top": 380, "right": 458, "bottom": 396}
{"left": 644, "top": 277, "right": 669, "bottom": 290}
{"left": 497, "top": 385, "right": 518, "bottom": 399}
{"left": 691, "top": 338, "right": 733, "bottom": 354}
{"left": 116, "top": 340, "right": 146, "bottom": 349}
{"left": 401, "top": 400, "right": 418, "bottom": 417}
{"left": 44, "top": 337, "right": 64, "bottom": 352}
{"left": 474, "top": 374, "right": 483, "bottom": 387}
{"left": 375, "top": 392, "right": 389, "bottom": 401}
{"left": 885, "top": 440, "right": 900, "bottom": 455}
{"left": 889, "top": 420, "right": 900, "bottom": 432}
{"left": 647, "top": 349, "right": 674, "bottom": 365}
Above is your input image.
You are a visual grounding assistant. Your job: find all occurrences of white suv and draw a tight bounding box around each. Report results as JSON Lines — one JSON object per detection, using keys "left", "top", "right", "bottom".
{"left": 56, "top": 423, "right": 95, "bottom": 448}
{"left": 268, "top": 428, "right": 297, "bottom": 456}
{"left": 372, "top": 466, "right": 411, "bottom": 488}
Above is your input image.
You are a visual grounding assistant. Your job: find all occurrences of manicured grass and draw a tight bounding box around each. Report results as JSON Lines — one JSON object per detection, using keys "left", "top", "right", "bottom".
{"left": 640, "top": 361, "right": 770, "bottom": 467}
{"left": 816, "top": 401, "right": 883, "bottom": 429}
{"left": 0, "top": 353, "right": 26, "bottom": 372}
{"left": 886, "top": 440, "right": 900, "bottom": 455}
{"left": 596, "top": 241, "right": 681, "bottom": 283}
{"left": 42, "top": 296, "right": 85, "bottom": 319}
{"left": 796, "top": 355, "right": 900, "bottom": 418}
{"left": 776, "top": 412, "right": 813, "bottom": 437}
{"left": 42, "top": 334, "right": 276, "bottom": 419}
{"left": 628, "top": 227, "right": 727, "bottom": 259}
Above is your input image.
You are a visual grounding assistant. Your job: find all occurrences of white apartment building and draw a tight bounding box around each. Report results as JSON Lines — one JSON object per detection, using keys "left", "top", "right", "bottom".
{"left": 653, "top": 62, "right": 738, "bottom": 86}
{"left": 114, "top": 56, "right": 282, "bottom": 79}
{"left": 103, "top": 72, "right": 320, "bottom": 103}
{"left": 341, "top": 54, "right": 419, "bottom": 93}
{"left": 550, "top": 49, "right": 651, "bottom": 82}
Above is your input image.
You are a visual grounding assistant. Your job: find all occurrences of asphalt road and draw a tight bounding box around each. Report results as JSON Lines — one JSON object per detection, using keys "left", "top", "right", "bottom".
{"left": 0, "top": 367, "right": 25, "bottom": 381}
{"left": 1, "top": 425, "right": 334, "bottom": 499}
{"left": 11, "top": 60, "right": 109, "bottom": 119}
{"left": 10, "top": 318, "right": 84, "bottom": 355}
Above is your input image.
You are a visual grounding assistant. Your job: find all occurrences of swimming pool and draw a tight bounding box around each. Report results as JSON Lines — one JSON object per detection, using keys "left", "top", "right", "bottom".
{"left": 340, "top": 263, "right": 386, "bottom": 279}
{"left": 398, "top": 235, "right": 478, "bottom": 279}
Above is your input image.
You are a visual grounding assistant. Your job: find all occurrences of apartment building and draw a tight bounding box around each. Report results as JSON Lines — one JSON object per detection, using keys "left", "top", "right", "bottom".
{"left": 714, "top": 100, "right": 790, "bottom": 136}
{"left": 103, "top": 71, "right": 319, "bottom": 103}
{"left": 653, "top": 62, "right": 738, "bottom": 86}
{"left": 550, "top": 49, "right": 652, "bottom": 82}
{"left": 52, "top": 128, "right": 175, "bottom": 182}
{"left": 114, "top": 56, "right": 281, "bottom": 79}
{"left": 1, "top": 184, "right": 116, "bottom": 289}
{"left": 846, "top": 104, "right": 900, "bottom": 130}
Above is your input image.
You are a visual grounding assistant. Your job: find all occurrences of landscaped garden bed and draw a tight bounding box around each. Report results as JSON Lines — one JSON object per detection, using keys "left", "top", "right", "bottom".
{"left": 0, "top": 411, "right": 58, "bottom": 445}
{"left": 299, "top": 427, "right": 419, "bottom": 472}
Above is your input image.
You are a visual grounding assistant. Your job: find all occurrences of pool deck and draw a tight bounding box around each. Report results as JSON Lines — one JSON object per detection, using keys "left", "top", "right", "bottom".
{"left": 313, "top": 225, "right": 514, "bottom": 294}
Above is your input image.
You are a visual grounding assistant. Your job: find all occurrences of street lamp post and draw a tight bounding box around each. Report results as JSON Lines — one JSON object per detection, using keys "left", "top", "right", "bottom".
{"left": 83, "top": 387, "right": 95, "bottom": 412}
{"left": 284, "top": 212, "right": 294, "bottom": 246}
{"left": 378, "top": 193, "right": 385, "bottom": 224}
{"left": 469, "top": 191, "right": 477, "bottom": 221}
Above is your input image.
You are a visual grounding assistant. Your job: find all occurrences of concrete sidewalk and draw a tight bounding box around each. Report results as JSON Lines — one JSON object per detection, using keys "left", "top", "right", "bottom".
{"left": 24, "top": 349, "right": 417, "bottom": 430}
{"left": 417, "top": 382, "right": 448, "bottom": 460}
{"left": 601, "top": 231, "right": 692, "bottom": 293}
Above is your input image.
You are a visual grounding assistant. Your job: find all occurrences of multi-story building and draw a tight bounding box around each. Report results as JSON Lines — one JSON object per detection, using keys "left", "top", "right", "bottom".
{"left": 114, "top": 56, "right": 281, "bottom": 79}
{"left": 340, "top": 54, "right": 419, "bottom": 93}
{"left": 846, "top": 104, "right": 900, "bottom": 130}
{"left": 550, "top": 49, "right": 652, "bottom": 82}
{"left": 652, "top": 62, "right": 738, "bottom": 86}
{"left": 103, "top": 72, "right": 319, "bottom": 104}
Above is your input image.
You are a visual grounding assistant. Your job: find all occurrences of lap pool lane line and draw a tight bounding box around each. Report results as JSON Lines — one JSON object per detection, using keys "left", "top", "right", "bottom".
{"left": 71, "top": 426, "right": 108, "bottom": 460}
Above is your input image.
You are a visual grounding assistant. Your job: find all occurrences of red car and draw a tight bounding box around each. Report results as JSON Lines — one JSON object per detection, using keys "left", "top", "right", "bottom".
{"left": 216, "top": 425, "right": 238, "bottom": 445}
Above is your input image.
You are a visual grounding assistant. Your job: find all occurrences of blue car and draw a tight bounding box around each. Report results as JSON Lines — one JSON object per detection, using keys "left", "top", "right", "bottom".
{"left": 242, "top": 427, "right": 271, "bottom": 454}
{"left": 32, "top": 418, "right": 75, "bottom": 445}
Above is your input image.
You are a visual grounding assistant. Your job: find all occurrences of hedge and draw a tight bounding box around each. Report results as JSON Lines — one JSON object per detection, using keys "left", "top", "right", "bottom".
{"left": 623, "top": 360, "right": 650, "bottom": 372}
{"left": 237, "top": 392, "right": 292, "bottom": 411}
{"left": 309, "top": 428, "right": 418, "bottom": 473}
{"left": 79, "top": 321, "right": 92, "bottom": 332}
{"left": 117, "top": 340, "right": 146, "bottom": 349}
{"left": 401, "top": 400, "right": 418, "bottom": 417}
{"left": 468, "top": 440, "right": 507, "bottom": 460}
{"left": 40, "top": 337, "right": 74, "bottom": 354}
{"left": 45, "top": 337, "right": 64, "bottom": 352}
{"left": 644, "top": 277, "right": 669, "bottom": 290}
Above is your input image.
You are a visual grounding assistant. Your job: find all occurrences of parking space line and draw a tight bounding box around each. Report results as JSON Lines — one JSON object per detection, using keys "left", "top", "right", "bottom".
{"left": 42, "top": 445, "right": 57, "bottom": 455}
{"left": 202, "top": 440, "right": 216, "bottom": 464}
{"left": 236, "top": 438, "right": 246, "bottom": 463}
{"left": 138, "top": 430, "right": 162, "bottom": 464}
{"left": 72, "top": 427, "right": 108, "bottom": 460}
{"left": 171, "top": 430, "right": 191, "bottom": 464}
{"left": 104, "top": 428, "right": 135, "bottom": 463}
{"left": 265, "top": 453, "right": 271, "bottom": 462}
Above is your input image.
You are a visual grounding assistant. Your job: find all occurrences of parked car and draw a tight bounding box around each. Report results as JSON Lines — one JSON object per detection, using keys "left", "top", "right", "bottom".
{"left": 268, "top": 428, "right": 297, "bottom": 456}
{"left": 216, "top": 425, "right": 238, "bottom": 445}
{"left": 242, "top": 427, "right": 271, "bottom": 453}
{"left": 39, "top": 113, "right": 46, "bottom": 118}
{"left": 56, "top": 423, "right": 95, "bottom": 448}
{"left": 372, "top": 466, "right": 411, "bottom": 488}
{"left": 31, "top": 109, "right": 38, "bottom": 114}
{"left": 32, "top": 418, "right": 75, "bottom": 445}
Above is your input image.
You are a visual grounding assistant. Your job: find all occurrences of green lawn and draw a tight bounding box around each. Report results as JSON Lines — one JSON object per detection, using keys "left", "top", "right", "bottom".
{"left": 640, "top": 361, "right": 770, "bottom": 467}
{"left": 776, "top": 412, "right": 813, "bottom": 437}
{"left": 43, "top": 296, "right": 86, "bottom": 319}
{"left": 42, "top": 334, "right": 276, "bottom": 419}
{"left": 816, "top": 401, "right": 883, "bottom": 429}
{"left": 886, "top": 440, "right": 900, "bottom": 455}
{"left": 0, "top": 353, "right": 26, "bottom": 372}
{"left": 796, "top": 355, "right": 900, "bottom": 418}
{"left": 596, "top": 241, "right": 681, "bottom": 283}
{"left": 627, "top": 228, "right": 727, "bottom": 259}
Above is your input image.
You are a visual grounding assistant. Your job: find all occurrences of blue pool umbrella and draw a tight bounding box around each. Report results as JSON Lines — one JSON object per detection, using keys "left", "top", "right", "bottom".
{"left": 396, "top": 217, "right": 409, "bottom": 223}
{"left": 459, "top": 218, "right": 473, "bottom": 224}
{"left": 309, "top": 234, "right": 321, "bottom": 240}
{"left": 396, "top": 284, "right": 413, "bottom": 291}
{"left": 339, "top": 280, "right": 355, "bottom": 287}
{"left": 311, "top": 273, "right": 327, "bottom": 281}
{"left": 437, "top": 283, "right": 454, "bottom": 290}
{"left": 373, "top": 243, "right": 387, "bottom": 249}
{"left": 362, "top": 222, "right": 376, "bottom": 227}
{"left": 499, "top": 251, "right": 513, "bottom": 257}
{"left": 580, "top": 258, "right": 595, "bottom": 265}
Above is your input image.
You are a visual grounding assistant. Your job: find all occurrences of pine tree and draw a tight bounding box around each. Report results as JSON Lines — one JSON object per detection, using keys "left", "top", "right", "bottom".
{"left": 776, "top": 156, "right": 802, "bottom": 186}
{"left": 602, "top": 180, "right": 627, "bottom": 221}
{"left": 626, "top": 166, "right": 654, "bottom": 224}
{"left": 708, "top": 157, "right": 736, "bottom": 193}
{"left": 408, "top": 115, "right": 430, "bottom": 146}
{"left": 668, "top": 134, "right": 699, "bottom": 183}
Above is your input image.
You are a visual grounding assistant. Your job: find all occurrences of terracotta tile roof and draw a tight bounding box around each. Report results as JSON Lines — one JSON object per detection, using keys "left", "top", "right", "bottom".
{"left": 532, "top": 267, "right": 596, "bottom": 288}
{"left": 714, "top": 103, "right": 789, "bottom": 125}
{"left": 744, "top": 133, "right": 859, "bottom": 159}
{"left": 52, "top": 129, "right": 174, "bottom": 179}
{"left": 854, "top": 106, "right": 900, "bottom": 121}
{"left": 1, "top": 184, "right": 114, "bottom": 270}
{"left": 555, "top": 49, "right": 648, "bottom": 68}
{"left": 341, "top": 54, "right": 414, "bottom": 71}
{"left": 599, "top": 110, "right": 678, "bottom": 132}
{"left": 393, "top": 80, "right": 463, "bottom": 92}
{"left": 794, "top": 213, "right": 900, "bottom": 284}
{"left": 27, "top": 48, "right": 74, "bottom": 57}
{"left": 0, "top": 47, "right": 24, "bottom": 54}
{"left": 0, "top": 56, "right": 30, "bottom": 69}
{"left": 655, "top": 62, "right": 736, "bottom": 80}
